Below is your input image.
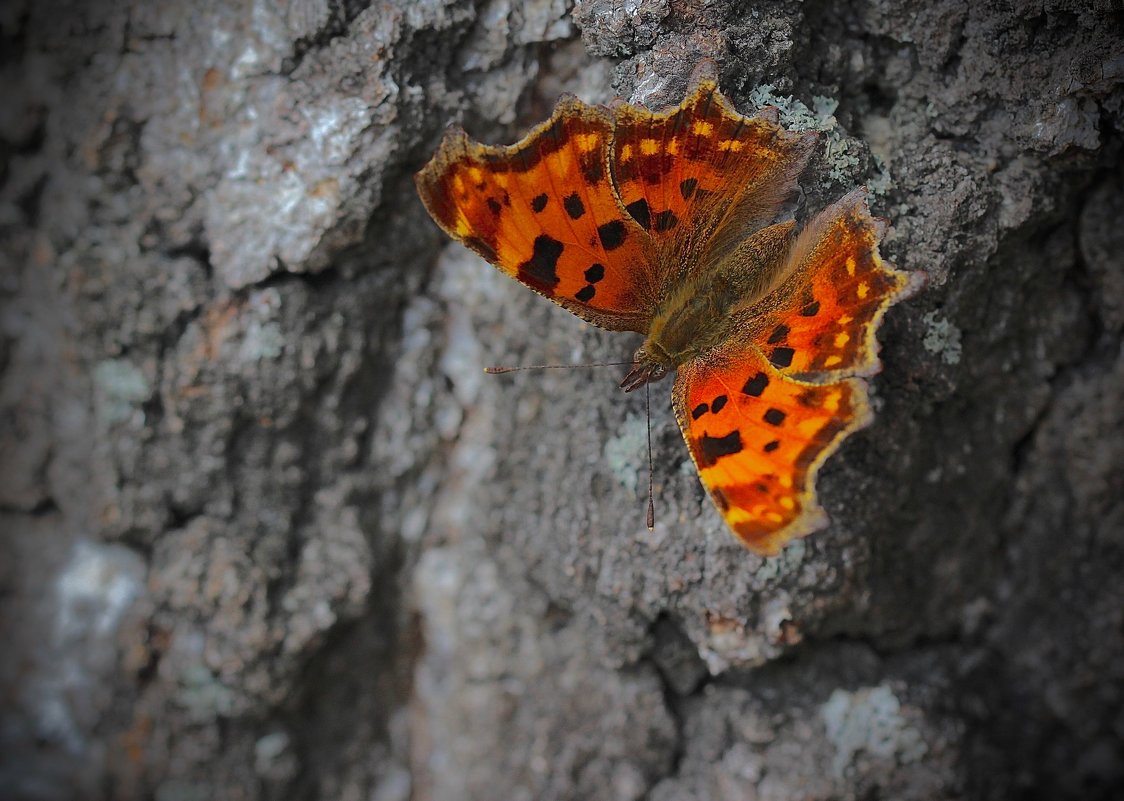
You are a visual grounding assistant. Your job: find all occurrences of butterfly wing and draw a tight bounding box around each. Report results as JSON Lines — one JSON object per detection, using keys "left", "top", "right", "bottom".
{"left": 610, "top": 64, "right": 817, "bottom": 285}
{"left": 673, "top": 345, "right": 871, "bottom": 555}
{"left": 675, "top": 189, "right": 917, "bottom": 555}
{"left": 749, "top": 188, "right": 922, "bottom": 379}
{"left": 416, "top": 99, "right": 658, "bottom": 332}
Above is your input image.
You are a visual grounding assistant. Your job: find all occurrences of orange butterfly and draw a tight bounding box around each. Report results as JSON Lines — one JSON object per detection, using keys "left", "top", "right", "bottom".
{"left": 415, "top": 64, "right": 917, "bottom": 555}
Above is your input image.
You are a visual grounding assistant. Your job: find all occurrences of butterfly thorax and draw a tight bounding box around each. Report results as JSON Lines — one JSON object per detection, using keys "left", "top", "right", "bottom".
{"left": 621, "top": 221, "right": 798, "bottom": 393}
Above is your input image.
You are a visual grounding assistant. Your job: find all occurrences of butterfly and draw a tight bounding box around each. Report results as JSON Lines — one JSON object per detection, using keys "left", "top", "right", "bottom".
{"left": 414, "top": 63, "right": 917, "bottom": 555}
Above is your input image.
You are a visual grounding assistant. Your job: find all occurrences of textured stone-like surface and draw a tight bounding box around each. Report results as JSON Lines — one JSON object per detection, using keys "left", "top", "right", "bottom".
{"left": 1, "top": 0, "right": 1122, "bottom": 799}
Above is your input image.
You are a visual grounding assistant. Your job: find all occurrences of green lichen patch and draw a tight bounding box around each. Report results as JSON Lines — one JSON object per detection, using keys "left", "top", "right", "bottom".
{"left": 747, "top": 85, "right": 891, "bottom": 190}
{"left": 922, "top": 311, "right": 963, "bottom": 365}
{"left": 93, "top": 359, "right": 151, "bottom": 424}
{"left": 604, "top": 413, "right": 648, "bottom": 494}
{"left": 820, "top": 684, "right": 928, "bottom": 777}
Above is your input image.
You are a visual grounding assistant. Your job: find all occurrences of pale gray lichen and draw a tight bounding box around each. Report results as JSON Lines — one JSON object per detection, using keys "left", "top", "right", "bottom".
{"left": 747, "top": 85, "right": 881, "bottom": 187}
{"left": 179, "top": 663, "right": 236, "bottom": 720}
{"left": 867, "top": 154, "right": 894, "bottom": 197}
{"left": 238, "top": 287, "right": 286, "bottom": 361}
{"left": 93, "top": 358, "right": 151, "bottom": 424}
{"left": 820, "top": 684, "right": 928, "bottom": 778}
{"left": 239, "top": 319, "right": 286, "bottom": 361}
{"left": 604, "top": 414, "right": 649, "bottom": 493}
{"left": 922, "top": 310, "right": 963, "bottom": 365}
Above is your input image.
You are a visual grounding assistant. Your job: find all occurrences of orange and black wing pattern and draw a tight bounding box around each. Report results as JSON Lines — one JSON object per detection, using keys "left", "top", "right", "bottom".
{"left": 416, "top": 99, "right": 658, "bottom": 332}
{"left": 610, "top": 64, "right": 817, "bottom": 278}
{"left": 673, "top": 345, "right": 870, "bottom": 555}
{"left": 676, "top": 190, "right": 916, "bottom": 555}
{"left": 417, "top": 63, "right": 919, "bottom": 556}
{"left": 747, "top": 189, "right": 921, "bottom": 380}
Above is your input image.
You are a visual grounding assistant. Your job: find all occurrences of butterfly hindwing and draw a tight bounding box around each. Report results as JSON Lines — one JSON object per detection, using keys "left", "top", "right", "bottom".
{"left": 672, "top": 343, "right": 872, "bottom": 555}
{"left": 749, "top": 189, "right": 920, "bottom": 379}
{"left": 415, "top": 99, "right": 658, "bottom": 332}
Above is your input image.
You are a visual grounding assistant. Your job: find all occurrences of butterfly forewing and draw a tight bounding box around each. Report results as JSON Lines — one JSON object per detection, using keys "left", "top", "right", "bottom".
{"left": 416, "top": 99, "right": 657, "bottom": 331}
{"left": 611, "top": 72, "right": 817, "bottom": 288}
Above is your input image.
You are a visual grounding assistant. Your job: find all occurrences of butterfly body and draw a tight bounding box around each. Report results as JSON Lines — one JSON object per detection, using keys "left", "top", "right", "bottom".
{"left": 630, "top": 219, "right": 801, "bottom": 387}
{"left": 416, "top": 64, "right": 918, "bottom": 554}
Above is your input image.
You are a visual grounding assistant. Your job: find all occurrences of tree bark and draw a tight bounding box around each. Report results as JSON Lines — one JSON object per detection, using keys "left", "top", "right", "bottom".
{"left": 1, "top": 1, "right": 1121, "bottom": 799}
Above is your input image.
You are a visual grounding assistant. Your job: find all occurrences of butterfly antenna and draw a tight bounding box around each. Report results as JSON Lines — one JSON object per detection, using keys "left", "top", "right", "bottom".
{"left": 484, "top": 360, "right": 633, "bottom": 374}
{"left": 646, "top": 380, "right": 655, "bottom": 530}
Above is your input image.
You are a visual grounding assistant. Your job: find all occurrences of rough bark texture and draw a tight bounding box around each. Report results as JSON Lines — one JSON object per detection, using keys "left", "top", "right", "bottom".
{"left": 1, "top": 1, "right": 1122, "bottom": 800}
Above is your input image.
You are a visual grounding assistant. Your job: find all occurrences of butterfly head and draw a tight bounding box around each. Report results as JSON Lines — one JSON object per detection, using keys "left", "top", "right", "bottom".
{"left": 619, "top": 344, "right": 673, "bottom": 393}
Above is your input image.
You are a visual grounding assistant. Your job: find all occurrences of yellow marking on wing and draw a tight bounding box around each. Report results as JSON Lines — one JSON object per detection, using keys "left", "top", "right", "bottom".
{"left": 779, "top": 475, "right": 793, "bottom": 489}
{"left": 640, "top": 138, "right": 659, "bottom": 155}
{"left": 846, "top": 256, "right": 857, "bottom": 276}
{"left": 834, "top": 332, "right": 851, "bottom": 348}
{"left": 666, "top": 138, "right": 680, "bottom": 155}
{"left": 724, "top": 507, "right": 754, "bottom": 525}
{"left": 467, "top": 167, "right": 483, "bottom": 184}
{"left": 857, "top": 282, "right": 869, "bottom": 299}
{"left": 717, "top": 139, "right": 744, "bottom": 152}
{"left": 780, "top": 497, "right": 796, "bottom": 510}
{"left": 620, "top": 143, "right": 633, "bottom": 161}
{"left": 825, "top": 355, "right": 843, "bottom": 367}
{"left": 837, "top": 315, "right": 853, "bottom": 325}
{"left": 692, "top": 120, "right": 714, "bottom": 136}
{"left": 574, "top": 133, "right": 599, "bottom": 152}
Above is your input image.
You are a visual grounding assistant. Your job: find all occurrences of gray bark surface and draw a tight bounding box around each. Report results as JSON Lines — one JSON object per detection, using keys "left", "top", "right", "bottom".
{"left": 1, "top": 1, "right": 1121, "bottom": 799}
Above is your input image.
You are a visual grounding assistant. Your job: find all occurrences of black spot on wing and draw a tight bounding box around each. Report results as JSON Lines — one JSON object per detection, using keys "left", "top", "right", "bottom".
{"left": 691, "top": 402, "right": 709, "bottom": 420}
{"left": 763, "top": 408, "right": 786, "bottom": 426}
{"left": 580, "top": 153, "right": 604, "bottom": 184}
{"left": 625, "top": 199, "right": 651, "bottom": 230}
{"left": 486, "top": 197, "right": 502, "bottom": 216}
{"left": 597, "top": 220, "right": 627, "bottom": 251}
{"left": 653, "top": 210, "right": 679, "bottom": 232}
{"left": 770, "top": 347, "right": 795, "bottom": 369}
{"left": 767, "top": 324, "right": 790, "bottom": 344}
{"left": 710, "top": 395, "right": 727, "bottom": 414}
{"left": 801, "top": 299, "right": 820, "bottom": 317}
{"left": 531, "top": 193, "right": 548, "bottom": 213}
{"left": 575, "top": 285, "right": 596, "bottom": 302}
{"left": 742, "top": 372, "right": 768, "bottom": 397}
{"left": 763, "top": 440, "right": 780, "bottom": 453}
{"left": 680, "top": 177, "right": 698, "bottom": 199}
{"left": 698, "top": 430, "right": 743, "bottom": 468}
{"left": 517, "top": 235, "right": 564, "bottom": 290}
{"left": 584, "top": 263, "right": 605, "bottom": 283}
{"left": 563, "top": 192, "right": 586, "bottom": 220}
